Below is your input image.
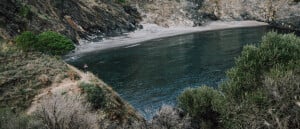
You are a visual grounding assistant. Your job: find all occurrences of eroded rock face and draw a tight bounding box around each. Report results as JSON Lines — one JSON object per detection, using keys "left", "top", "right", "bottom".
{"left": 137, "top": 0, "right": 194, "bottom": 27}
{"left": 133, "top": 0, "right": 299, "bottom": 31}
{"left": 1, "top": 0, "right": 298, "bottom": 43}
{"left": 199, "top": 0, "right": 300, "bottom": 31}
{"left": 0, "top": 0, "right": 26, "bottom": 39}
{"left": 0, "top": 0, "right": 142, "bottom": 43}
{"left": 135, "top": 0, "right": 218, "bottom": 27}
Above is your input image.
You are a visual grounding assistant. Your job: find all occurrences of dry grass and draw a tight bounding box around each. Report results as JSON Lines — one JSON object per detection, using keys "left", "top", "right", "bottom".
{"left": 34, "top": 93, "right": 99, "bottom": 129}
{"left": 0, "top": 42, "right": 69, "bottom": 112}
{"left": 149, "top": 105, "right": 191, "bottom": 129}
{"left": 1, "top": 41, "right": 147, "bottom": 128}
{"left": 77, "top": 76, "right": 147, "bottom": 128}
{"left": 262, "top": 71, "right": 300, "bottom": 129}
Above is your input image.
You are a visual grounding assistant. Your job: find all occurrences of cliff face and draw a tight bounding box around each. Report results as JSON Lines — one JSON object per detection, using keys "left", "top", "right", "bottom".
{"left": 134, "top": 0, "right": 217, "bottom": 27}
{"left": 198, "top": 0, "right": 300, "bottom": 31}
{"left": 133, "top": 0, "right": 299, "bottom": 31}
{"left": 1, "top": 0, "right": 298, "bottom": 43}
{"left": 136, "top": 0, "right": 195, "bottom": 27}
{"left": 0, "top": 0, "right": 141, "bottom": 43}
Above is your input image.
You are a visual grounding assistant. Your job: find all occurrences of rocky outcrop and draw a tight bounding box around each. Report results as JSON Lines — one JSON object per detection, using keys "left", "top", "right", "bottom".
{"left": 1, "top": 0, "right": 298, "bottom": 43}
{"left": 0, "top": 0, "right": 142, "bottom": 43}
{"left": 134, "top": 0, "right": 299, "bottom": 31}
{"left": 136, "top": 0, "right": 194, "bottom": 27}
{"left": 134, "top": 0, "right": 217, "bottom": 27}
{"left": 199, "top": 0, "right": 300, "bottom": 31}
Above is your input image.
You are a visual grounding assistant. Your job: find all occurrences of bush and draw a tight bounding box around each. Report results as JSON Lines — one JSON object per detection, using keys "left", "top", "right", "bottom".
{"left": 19, "top": 5, "right": 32, "bottom": 19}
{"left": 34, "top": 94, "right": 98, "bottom": 129}
{"left": 37, "top": 31, "right": 75, "bottom": 55}
{"left": 222, "top": 32, "right": 300, "bottom": 101}
{"left": 80, "top": 82, "right": 106, "bottom": 109}
{"left": 220, "top": 32, "right": 300, "bottom": 128}
{"left": 178, "top": 32, "right": 300, "bottom": 129}
{"left": 262, "top": 70, "right": 300, "bottom": 128}
{"left": 118, "top": 0, "right": 126, "bottom": 3}
{"left": 178, "top": 86, "right": 224, "bottom": 129}
{"left": 14, "top": 31, "right": 75, "bottom": 55}
{"left": 149, "top": 105, "right": 191, "bottom": 129}
{"left": 15, "top": 31, "right": 37, "bottom": 51}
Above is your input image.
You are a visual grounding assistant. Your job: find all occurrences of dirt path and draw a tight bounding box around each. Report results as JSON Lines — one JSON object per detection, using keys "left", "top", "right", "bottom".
{"left": 26, "top": 64, "right": 93, "bottom": 114}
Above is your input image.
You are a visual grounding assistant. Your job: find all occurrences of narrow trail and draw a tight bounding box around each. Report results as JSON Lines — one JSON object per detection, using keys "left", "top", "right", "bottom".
{"left": 26, "top": 64, "right": 95, "bottom": 114}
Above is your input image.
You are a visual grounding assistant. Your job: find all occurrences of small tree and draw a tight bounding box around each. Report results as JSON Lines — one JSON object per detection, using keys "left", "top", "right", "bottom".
{"left": 222, "top": 32, "right": 300, "bottom": 101}
{"left": 80, "top": 82, "right": 106, "bottom": 109}
{"left": 37, "top": 31, "right": 75, "bottom": 55}
{"left": 178, "top": 86, "right": 224, "bottom": 129}
{"left": 15, "top": 31, "right": 75, "bottom": 55}
{"left": 150, "top": 105, "right": 191, "bottom": 129}
{"left": 15, "top": 31, "right": 37, "bottom": 51}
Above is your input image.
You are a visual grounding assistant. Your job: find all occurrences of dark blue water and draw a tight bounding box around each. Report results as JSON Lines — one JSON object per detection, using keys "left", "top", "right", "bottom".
{"left": 67, "top": 26, "right": 274, "bottom": 119}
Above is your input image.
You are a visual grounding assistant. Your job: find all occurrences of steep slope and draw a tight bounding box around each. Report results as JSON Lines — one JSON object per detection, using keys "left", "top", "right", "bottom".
{"left": 26, "top": 65, "right": 146, "bottom": 129}
{"left": 197, "top": 0, "right": 300, "bottom": 31}
{"left": 0, "top": 41, "right": 146, "bottom": 129}
{"left": 0, "top": 0, "right": 141, "bottom": 43}
{"left": 132, "top": 0, "right": 299, "bottom": 31}
{"left": 1, "top": 0, "right": 298, "bottom": 43}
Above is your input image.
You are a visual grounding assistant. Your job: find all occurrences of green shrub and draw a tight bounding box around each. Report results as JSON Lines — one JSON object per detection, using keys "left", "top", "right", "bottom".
{"left": 178, "top": 86, "right": 225, "bottom": 129}
{"left": 80, "top": 82, "right": 106, "bottom": 109}
{"left": 19, "top": 5, "right": 32, "bottom": 19}
{"left": 14, "top": 31, "right": 75, "bottom": 55}
{"left": 178, "top": 32, "right": 300, "bottom": 129}
{"left": 220, "top": 32, "right": 300, "bottom": 128}
{"left": 117, "top": 0, "right": 126, "bottom": 3}
{"left": 37, "top": 31, "right": 75, "bottom": 55}
{"left": 222, "top": 32, "right": 300, "bottom": 101}
{"left": 263, "top": 70, "right": 300, "bottom": 128}
{"left": 15, "top": 31, "right": 37, "bottom": 51}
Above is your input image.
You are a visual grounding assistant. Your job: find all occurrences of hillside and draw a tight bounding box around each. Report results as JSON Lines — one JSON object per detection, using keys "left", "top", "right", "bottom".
{"left": 136, "top": 0, "right": 300, "bottom": 30}
{"left": 0, "top": 0, "right": 142, "bottom": 43}
{"left": 1, "top": 0, "right": 299, "bottom": 44}
{"left": 0, "top": 41, "right": 146, "bottom": 129}
{"left": 0, "top": 0, "right": 300, "bottom": 129}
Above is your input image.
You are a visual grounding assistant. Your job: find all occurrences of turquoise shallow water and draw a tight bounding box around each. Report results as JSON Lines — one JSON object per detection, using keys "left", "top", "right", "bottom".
{"left": 67, "top": 26, "right": 276, "bottom": 119}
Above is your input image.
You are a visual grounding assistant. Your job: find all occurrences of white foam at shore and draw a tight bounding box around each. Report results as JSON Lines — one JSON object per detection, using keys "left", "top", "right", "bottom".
{"left": 68, "top": 21, "right": 268, "bottom": 56}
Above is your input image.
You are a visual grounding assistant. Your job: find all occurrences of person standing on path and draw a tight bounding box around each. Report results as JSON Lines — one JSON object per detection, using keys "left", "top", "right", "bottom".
{"left": 83, "top": 64, "right": 88, "bottom": 73}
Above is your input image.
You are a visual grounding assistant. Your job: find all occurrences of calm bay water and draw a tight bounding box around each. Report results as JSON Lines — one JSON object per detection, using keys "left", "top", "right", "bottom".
{"left": 67, "top": 26, "right": 275, "bottom": 119}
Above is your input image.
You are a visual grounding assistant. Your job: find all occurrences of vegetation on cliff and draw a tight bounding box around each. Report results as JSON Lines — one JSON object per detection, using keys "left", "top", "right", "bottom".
{"left": 1, "top": 28, "right": 300, "bottom": 129}
{"left": 0, "top": 38, "right": 146, "bottom": 129}
{"left": 178, "top": 32, "right": 300, "bottom": 129}
{"left": 0, "top": 0, "right": 141, "bottom": 42}
{"left": 0, "top": 41, "right": 69, "bottom": 112}
{"left": 15, "top": 31, "right": 75, "bottom": 55}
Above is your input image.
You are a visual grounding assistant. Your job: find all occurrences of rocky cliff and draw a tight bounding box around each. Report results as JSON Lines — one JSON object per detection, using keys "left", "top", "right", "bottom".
{"left": 134, "top": 0, "right": 299, "bottom": 31}
{"left": 1, "top": 0, "right": 298, "bottom": 44}
{"left": 200, "top": 0, "right": 300, "bottom": 31}
{"left": 0, "top": 0, "right": 141, "bottom": 43}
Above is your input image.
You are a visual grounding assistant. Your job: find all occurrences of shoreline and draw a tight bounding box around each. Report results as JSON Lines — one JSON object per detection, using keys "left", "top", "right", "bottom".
{"left": 66, "top": 20, "right": 268, "bottom": 57}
